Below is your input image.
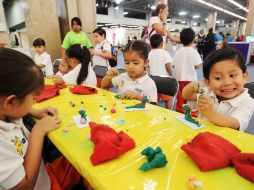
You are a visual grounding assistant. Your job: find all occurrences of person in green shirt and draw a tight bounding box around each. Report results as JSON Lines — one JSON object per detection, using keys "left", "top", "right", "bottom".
{"left": 61, "top": 17, "right": 92, "bottom": 60}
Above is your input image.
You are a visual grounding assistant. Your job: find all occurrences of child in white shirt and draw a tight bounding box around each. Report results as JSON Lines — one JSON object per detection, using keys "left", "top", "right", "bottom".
{"left": 182, "top": 48, "right": 254, "bottom": 131}
{"left": 54, "top": 44, "right": 97, "bottom": 86}
{"left": 101, "top": 40, "right": 157, "bottom": 103}
{"left": 149, "top": 34, "right": 173, "bottom": 108}
{"left": 33, "top": 38, "right": 53, "bottom": 77}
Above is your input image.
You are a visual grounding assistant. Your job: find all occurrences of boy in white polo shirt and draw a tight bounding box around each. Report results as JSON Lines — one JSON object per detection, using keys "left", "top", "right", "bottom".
{"left": 182, "top": 48, "right": 254, "bottom": 131}
{"left": 33, "top": 38, "right": 53, "bottom": 77}
{"left": 174, "top": 28, "right": 202, "bottom": 113}
{"left": 149, "top": 34, "right": 173, "bottom": 108}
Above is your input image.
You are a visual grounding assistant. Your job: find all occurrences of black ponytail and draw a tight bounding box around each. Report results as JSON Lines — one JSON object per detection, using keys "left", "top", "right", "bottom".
{"left": 67, "top": 44, "right": 91, "bottom": 85}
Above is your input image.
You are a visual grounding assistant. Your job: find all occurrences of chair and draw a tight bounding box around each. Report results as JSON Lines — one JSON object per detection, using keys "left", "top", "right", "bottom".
{"left": 53, "top": 59, "right": 61, "bottom": 74}
{"left": 244, "top": 82, "right": 254, "bottom": 99}
{"left": 244, "top": 82, "right": 254, "bottom": 134}
{"left": 93, "top": 65, "right": 108, "bottom": 87}
{"left": 150, "top": 75, "right": 179, "bottom": 110}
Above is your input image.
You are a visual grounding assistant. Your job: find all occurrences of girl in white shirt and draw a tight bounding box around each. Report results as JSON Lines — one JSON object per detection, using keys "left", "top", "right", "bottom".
{"left": 54, "top": 44, "right": 97, "bottom": 86}
{"left": 91, "top": 27, "right": 112, "bottom": 68}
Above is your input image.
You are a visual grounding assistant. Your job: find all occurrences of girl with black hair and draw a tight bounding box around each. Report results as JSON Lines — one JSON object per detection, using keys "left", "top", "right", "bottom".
{"left": 54, "top": 44, "right": 97, "bottom": 86}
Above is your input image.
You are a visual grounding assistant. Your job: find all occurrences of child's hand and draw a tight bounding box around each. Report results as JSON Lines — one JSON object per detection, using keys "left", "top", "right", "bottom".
{"left": 106, "top": 68, "right": 119, "bottom": 77}
{"left": 121, "top": 90, "right": 140, "bottom": 100}
{"left": 191, "top": 81, "right": 203, "bottom": 94}
{"left": 197, "top": 95, "right": 215, "bottom": 118}
{"left": 31, "top": 107, "right": 58, "bottom": 119}
{"left": 34, "top": 116, "right": 61, "bottom": 137}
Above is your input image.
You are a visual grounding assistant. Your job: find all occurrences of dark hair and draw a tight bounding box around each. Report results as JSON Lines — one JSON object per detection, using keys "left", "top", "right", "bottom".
{"left": 0, "top": 48, "right": 44, "bottom": 101}
{"left": 180, "top": 28, "right": 195, "bottom": 46}
{"left": 152, "top": 4, "right": 167, "bottom": 16}
{"left": 71, "top": 17, "right": 82, "bottom": 27}
{"left": 33, "top": 38, "right": 46, "bottom": 47}
{"left": 123, "top": 40, "right": 150, "bottom": 59}
{"left": 208, "top": 28, "right": 213, "bottom": 34}
{"left": 203, "top": 47, "right": 246, "bottom": 80}
{"left": 150, "top": 34, "right": 163, "bottom": 48}
{"left": 67, "top": 44, "right": 91, "bottom": 85}
{"left": 93, "top": 27, "right": 106, "bottom": 38}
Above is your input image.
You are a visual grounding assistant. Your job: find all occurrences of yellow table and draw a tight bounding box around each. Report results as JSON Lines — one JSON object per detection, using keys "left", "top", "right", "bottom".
{"left": 34, "top": 83, "right": 254, "bottom": 190}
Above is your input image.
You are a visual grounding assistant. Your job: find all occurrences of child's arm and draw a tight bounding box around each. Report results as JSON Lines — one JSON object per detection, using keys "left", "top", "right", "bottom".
{"left": 37, "top": 64, "right": 46, "bottom": 68}
{"left": 198, "top": 95, "right": 240, "bottom": 129}
{"left": 53, "top": 75, "right": 65, "bottom": 85}
{"left": 165, "top": 63, "right": 173, "bottom": 76}
{"left": 10, "top": 116, "right": 60, "bottom": 190}
{"left": 182, "top": 81, "right": 202, "bottom": 101}
{"left": 90, "top": 49, "right": 112, "bottom": 60}
{"left": 101, "top": 68, "right": 119, "bottom": 88}
{"left": 29, "top": 107, "right": 58, "bottom": 119}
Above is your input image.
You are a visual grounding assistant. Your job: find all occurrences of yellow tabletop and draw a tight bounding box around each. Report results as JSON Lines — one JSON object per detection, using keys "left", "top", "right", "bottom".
{"left": 34, "top": 82, "right": 254, "bottom": 190}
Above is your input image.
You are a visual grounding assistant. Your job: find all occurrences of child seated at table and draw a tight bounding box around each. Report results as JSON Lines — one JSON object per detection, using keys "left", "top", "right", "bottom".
{"left": 101, "top": 40, "right": 157, "bottom": 103}
{"left": 48, "top": 58, "right": 71, "bottom": 79}
{"left": 54, "top": 44, "right": 97, "bottom": 86}
{"left": 0, "top": 48, "right": 81, "bottom": 189}
{"left": 182, "top": 48, "right": 254, "bottom": 131}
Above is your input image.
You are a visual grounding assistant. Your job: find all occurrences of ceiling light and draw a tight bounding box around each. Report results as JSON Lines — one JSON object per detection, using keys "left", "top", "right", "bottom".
{"left": 180, "top": 20, "right": 186, "bottom": 24}
{"left": 123, "top": 12, "right": 128, "bottom": 15}
{"left": 151, "top": 5, "right": 156, "bottom": 10}
{"left": 167, "top": 18, "right": 171, "bottom": 21}
{"left": 193, "top": 22, "right": 198, "bottom": 26}
{"left": 115, "top": 0, "right": 123, "bottom": 4}
{"left": 114, "top": 6, "right": 119, "bottom": 10}
{"left": 192, "top": 15, "right": 200, "bottom": 18}
{"left": 96, "top": 3, "right": 98, "bottom": 7}
{"left": 195, "top": 0, "right": 247, "bottom": 21}
{"left": 179, "top": 11, "right": 187, "bottom": 16}
{"left": 227, "top": 0, "right": 248, "bottom": 12}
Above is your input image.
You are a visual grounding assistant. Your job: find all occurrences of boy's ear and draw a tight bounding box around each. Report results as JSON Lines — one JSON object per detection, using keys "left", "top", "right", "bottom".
{"left": 243, "top": 70, "right": 249, "bottom": 83}
{"left": 2, "top": 95, "right": 17, "bottom": 110}
{"left": 144, "top": 58, "right": 149, "bottom": 66}
{"left": 204, "top": 78, "right": 211, "bottom": 89}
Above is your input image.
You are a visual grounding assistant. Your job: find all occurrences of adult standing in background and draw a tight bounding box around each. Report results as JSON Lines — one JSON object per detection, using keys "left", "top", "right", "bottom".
{"left": 196, "top": 29, "right": 205, "bottom": 59}
{"left": 148, "top": 4, "right": 180, "bottom": 43}
{"left": 61, "top": 17, "right": 93, "bottom": 60}
{"left": 203, "top": 27, "right": 215, "bottom": 60}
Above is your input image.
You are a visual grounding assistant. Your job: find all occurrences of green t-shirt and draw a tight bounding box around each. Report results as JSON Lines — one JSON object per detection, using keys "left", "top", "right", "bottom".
{"left": 61, "top": 30, "right": 93, "bottom": 49}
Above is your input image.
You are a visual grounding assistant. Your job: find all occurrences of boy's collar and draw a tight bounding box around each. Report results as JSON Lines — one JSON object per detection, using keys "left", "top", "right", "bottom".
{"left": 127, "top": 72, "right": 149, "bottom": 83}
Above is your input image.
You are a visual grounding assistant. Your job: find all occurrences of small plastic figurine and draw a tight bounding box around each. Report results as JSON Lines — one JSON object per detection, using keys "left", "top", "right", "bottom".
{"left": 187, "top": 176, "right": 202, "bottom": 190}
{"left": 79, "top": 108, "right": 87, "bottom": 124}
{"left": 114, "top": 94, "right": 121, "bottom": 99}
{"left": 183, "top": 104, "right": 200, "bottom": 127}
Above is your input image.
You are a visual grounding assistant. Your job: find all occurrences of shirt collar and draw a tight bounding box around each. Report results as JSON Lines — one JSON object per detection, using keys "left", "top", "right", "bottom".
{"left": 0, "top": 119, "right": 23, "bottom": 131}
{"left": 209, "top": 88, "right": 250, "bottom": 107}
{"left": 126, "top": 72, "right": 149, "bottom": 84}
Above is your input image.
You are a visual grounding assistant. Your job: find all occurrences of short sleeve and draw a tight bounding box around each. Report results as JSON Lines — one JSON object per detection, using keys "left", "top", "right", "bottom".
{"left": 102, "top": 42, "right": 111, "bottom": 52}
{"left": 230, "top": 102, "right": 254, "bottom": 131}
{"left": 0, "top": 138, "right": 25, "bottom": 189}
{"left": 111, "top": 74, "right": 123, "bottom": 87}
{"left": 164, "top": 51, "right": 173, "bottom": 64}
{"left": 62, "top": 32, "right": 71, "bottom": 49}
{"left": 150, "top": 16, "right": 161, "bottom": 27}
{"left": 194, "top": 51, "right": 202, "bottom": 66}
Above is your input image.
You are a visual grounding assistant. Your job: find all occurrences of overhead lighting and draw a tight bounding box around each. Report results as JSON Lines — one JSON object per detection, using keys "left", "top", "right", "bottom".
{"left": 115, "top": 0, "right": 123, "bottom": 4}
{"left": 123, "top": 12, "right": 128, "bottom": 15}
{"left": 192, "top": 15, "right": 200, "bottom": 18}
{"left": 151, "top": 5, "right": 156, "bottom": 10}
{"left": 195, "top": 0, "right": 247, "bottom": 21}
{"left": 193, "top": 22, "right": 198, "bottom": 26}
{"left": 105, "top": 23, "right": 116, "bottom": 26}
{"left": 227, "top": 0, "right": 248, "bottom": 12}
{"left": 96, "top": 3, "right": 98, "bottom": 7}
{"left": 167, "top": 18, "right": 171, "bottom": 21}
{"left": 114, "top": 6, "right": 119, "bottom": 10}
{"left": 179, "top": 11, "right": 187, "bottom": 16}
{"left": 205, "top": 18, "right": 208, "bottom": 21}
{"left": 180, "top": 20, "right": 186, "bottom": 24}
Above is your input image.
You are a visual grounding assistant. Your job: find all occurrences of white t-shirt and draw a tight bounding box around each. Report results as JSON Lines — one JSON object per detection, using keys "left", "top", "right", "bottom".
{"left": 112, "top": 72, "right": 157, "bottom": 103}
{"left": 34, "top": 52, "right": 53, "bottom": 76}
{"left": 148, "top": 16, "right": 166, "bottom": 43}
{"left": 0, "top": 119, "right": 50, "bottom": 190}
{"left": 173, "top": 47, "right": 202, "bottom": 81}
{"left": 92, "top": 40, "right": 111, "bottom": 68}
{"left": 199, "top": 88, "right": 254, "bottom": 131}
{"left": 149, "top": 49, "right": 173, "bottom": 77}
{"left": 62, "top": 63, "right": 97, "bottom": 86}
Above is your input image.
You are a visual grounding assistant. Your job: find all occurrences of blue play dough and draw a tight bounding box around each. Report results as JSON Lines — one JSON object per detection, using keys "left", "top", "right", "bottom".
{"left": 116, "top": 119, "right": 125, "bottom": 125}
